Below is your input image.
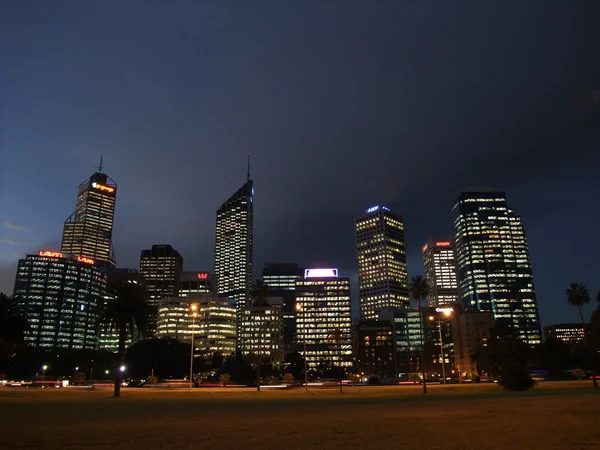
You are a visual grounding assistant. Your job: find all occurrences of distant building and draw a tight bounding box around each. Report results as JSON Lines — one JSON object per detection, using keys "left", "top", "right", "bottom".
{"left": 13, "top": 251, "right": 107, "bottom": 350}
{"left": 239, "top": 296, "right": 284, "bottom": 365}
{"left": 179, "top": 271, "right": 212, "bottom": 296}
{"left": 296, "top": 269, "right": 353, "bottom": 371}
{"left": 452, "top": 191, "right": 542, "bottom": 345}
{"left": 61, "top": 160, "right": 117, "bottom": 269}
{"left": 214, "top": 170, "right": 254, "bottom": 320}
{"left": 261, "top": 263, "right": 305, "bottom": 354}
{"left": 451, "top": 308, "right": 495, "bottom": 375}
{"left": 355, "top": 206, "right": 409, "bottom": 319}
{"left": 353, "top": 319, "right": 395, "bottom": 377}
{"left": 544, "top": 324, "right": 587, "bottom": 345}
{"left": 156, "top": 297, "right": 196, "bottom": 343}
{"left": 422, "top": 238, "right": 459, "bottom": 308}
{"left": 378, "top": 307, "right": 425, "bottom": 374}
{"left": 139, "top": 244, "right": 183, "bottom": 336}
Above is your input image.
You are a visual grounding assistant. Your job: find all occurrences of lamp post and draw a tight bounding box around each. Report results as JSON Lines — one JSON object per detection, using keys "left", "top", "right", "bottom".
{"left": 42, "top": 365, "right": 48, "bottom": 386}
{"left": 189, "top": 303, "right": 198, "bottom": 389}
{"left": 296, "top": 303, "right": 308, "bottom": 391}
{"left": 429, "top": 308, "right": 453, "bottom": 384}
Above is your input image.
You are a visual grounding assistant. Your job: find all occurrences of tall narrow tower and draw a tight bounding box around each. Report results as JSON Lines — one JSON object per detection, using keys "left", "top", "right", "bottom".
{"left": 452, "top": 191, "right": 542, "bottom": 345}
{"left": 61, "top": 159, "right": 117, "bottom": 269}
{"left": 422, "top": 238, "right": 459, "bottom": 308}
{"left": 214, "top": 158, "right": 254, "bottom": 318}
{"left": 355, "top": 205, "right": 409, "bottom": 319}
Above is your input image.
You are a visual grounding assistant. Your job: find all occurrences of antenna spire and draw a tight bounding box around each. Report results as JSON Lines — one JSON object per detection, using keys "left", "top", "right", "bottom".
{"left": 247, "top": 153, "right": 250, "bottom": 181}
{"left": 97, "top": 156, "right": 104, "bottom": 174}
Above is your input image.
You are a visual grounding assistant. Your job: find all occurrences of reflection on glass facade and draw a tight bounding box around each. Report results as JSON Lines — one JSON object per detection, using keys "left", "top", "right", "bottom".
{"left": 139, "top": 245, "right": 183, "bottom": 336}
{"left": 452, "top": 192, "right": 542, "bottom": 345}
{"left": 356, "top": 206, "right": 409, "bottom": 319}
{"left": 214, "top": 179, "right": 254, "bottom": 322}
{"left": 423, "top": 239, "right": 459, "bottom": 308}
{"left": 13, "top": 253, "right": 106, "bottom": 350}
{"left": 296, "top": 272, "right": 353, "bottom": 369}
{"left": 61, "top": 162, "right": 117, "bottom": 269}
{"left": 239, "top": 298, "right": 284, "bottom": 365}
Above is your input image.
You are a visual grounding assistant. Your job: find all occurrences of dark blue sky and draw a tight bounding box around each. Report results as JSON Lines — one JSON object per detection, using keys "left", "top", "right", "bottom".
{"left": 1, "top": 1, "right": 599, "bottom": 325}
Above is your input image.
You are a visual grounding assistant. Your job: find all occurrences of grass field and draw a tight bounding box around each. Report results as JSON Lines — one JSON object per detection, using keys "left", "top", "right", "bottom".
{"left": 1, "top": 382, "right": 599, "bottom": 449}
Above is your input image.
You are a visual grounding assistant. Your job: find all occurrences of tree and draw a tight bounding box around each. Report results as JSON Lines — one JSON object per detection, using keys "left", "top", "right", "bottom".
{"left": 73, "top": 372, "right": 86, "bottom": 386}
{"left": 566, "top": 282, "right": 590, "bottom": 325}
{"left": 99, "top": 281, "right": 149, "bottom": 398}
{"left": 250, "top": 280, "right": 270, "bottom": 307}
{"left": 282, "top": 373, "right": 294, "bottom": 385}
{"left": 219, "top": 373, "right": 231, "bottom": 386}
{"left": 284, "top": 351, "right": 306, "bottom": 380}
{"left": 409, "top": 275, "right": 430, "bottom": 394}
{"left": 409, "top": 373, "right": 421, "bottom": 384}
{"left": 0, "top": 293, "right": 29, "bottom": 376}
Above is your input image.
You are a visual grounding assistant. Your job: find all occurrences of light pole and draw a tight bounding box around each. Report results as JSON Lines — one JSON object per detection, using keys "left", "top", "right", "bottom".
{"left": 189, "top": 303, "right": 198, "bottom": 389}
{"left": 42, "top": 365, "right": 48, "bottom": 386}
{"left": 296, "top": 303, "right": 308, "bottom": 391}
{"left": 430, "top": 309, "right": 453, "bottom": 384}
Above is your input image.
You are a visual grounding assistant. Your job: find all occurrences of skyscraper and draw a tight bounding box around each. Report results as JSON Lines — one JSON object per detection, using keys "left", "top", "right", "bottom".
{"left": 13, "top": 250, "right": 107, "bottom": 350}
{"left": 452, "top": 191, "right": 542, "bottom": 345}
{"left": 139, "top": 244, "right": 183, "bottom": 335}
{"left": 214, "top": 162, "right": 254, "bottom": 318}
{"left": 61, "top": 159, "right": 117, "bottom": 269}
{"left": 355, "top": 205, "right": 409, "bottom": 319}
{"left": 422, "top": 238, "right": 459, "bottom": 308}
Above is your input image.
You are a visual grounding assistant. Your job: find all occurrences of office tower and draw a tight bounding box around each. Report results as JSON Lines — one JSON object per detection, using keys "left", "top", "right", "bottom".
{"left": 422, "top": 238, "right": 459, "bottom": 308}
{"left": 214, "top": 165, "right": 254, "bottom": 319}
{"left": 353, "top": 319, "right": 395, "bottom": 377}
{"left": 355, "top": 205, "right": 409, "bottom": 319}
{"left": 156, "top": 297, "right": 197, "bottom": 343}
{"left": 378, "top": 306, "right": 426, "bottom": 374}
{"left": 544, "top": 324, "right": 587, "bottom": 346}
{"left": 239, "top": 297, "right": 284, "bottom": 365}
{"left": 98, "top": 268, "right": 146, "bottom": 352}
{"left": 451, "top": 308, "right": 495, "bottom": 375}
{"left": 139, "top": 245, "right": 183, "bottom": 336}
{"left": 452, "top": 191, "right": 542, "bottom": 345}
{"left": 13, "top": 250, "right": 106, "bottom": 350}
{"left": 179, "top": 271, "right": 212, "bottom": 296}
{"left": 295, "top": 268, "right": 353, "bottom": 371}
{"left": 194, "top": 294, "right": 237, "bottom": 356}
{"left": 261, "top": 263, "right": 305, "bottom": 354}
{"left": 61, "top": 159, "right": 117, "bottom": 269}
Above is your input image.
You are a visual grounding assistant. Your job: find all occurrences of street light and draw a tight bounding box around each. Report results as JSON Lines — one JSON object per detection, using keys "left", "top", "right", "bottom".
{"left": 296, "top": 303, "right": 308, "bottom": 391}
{"left": 189, "top": 303, "right": 199, "bottom": 389}
{"left": 120, "top": 365, "right": 126, "bottom": 373}
{"left": 42, "top": 365, "right": 48, "bottom": 386}
{"left": 430, "top": 308, "right": 453, "bottom": 384}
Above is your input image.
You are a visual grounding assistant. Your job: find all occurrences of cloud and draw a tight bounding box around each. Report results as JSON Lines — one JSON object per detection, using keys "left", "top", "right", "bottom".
{"left": 0, "top": 237, "right": 27, "bottom": 246}
{"left": 2, "top": 221, "right": 30, "bottom": 232}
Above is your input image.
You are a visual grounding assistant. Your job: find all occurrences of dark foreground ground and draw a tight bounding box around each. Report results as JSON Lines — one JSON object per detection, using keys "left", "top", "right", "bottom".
{"left": 1, "top": 381, "right": 599, "bottom": 449}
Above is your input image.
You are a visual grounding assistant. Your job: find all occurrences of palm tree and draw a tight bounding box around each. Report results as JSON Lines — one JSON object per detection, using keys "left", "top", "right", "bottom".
{"left": 409, "top": 275, "right": 430, "bottom": 394}
{"left": 330, "top": 328, "right": 344, "bottom": 394}
{"left": 99, "top": 281, "right": 149, "bottom": 398}
{"left": 566, "top": 282, "right": 590, "bottom": 324}
{"left": 250, "top": 280, "right": 270, "bottom": 306}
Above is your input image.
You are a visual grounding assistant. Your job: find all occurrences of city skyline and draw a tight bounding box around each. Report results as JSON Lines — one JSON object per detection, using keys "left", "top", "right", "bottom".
{"left": 1, "top": 2, "right": 599, "bottom": 329}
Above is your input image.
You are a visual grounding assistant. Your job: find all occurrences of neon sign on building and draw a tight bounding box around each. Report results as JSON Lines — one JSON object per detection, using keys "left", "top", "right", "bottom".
{"left": 77, "top": 256, "right": 95, "bottom": 265}
{"left": 38, "top": 250, "right": 63, "bottom": 258}
{"left": 304, "top": 268, "right": 339, "bottom": 278}
{"left": 197, "top": 273, "right": 209, "bottom": 280}
{"left": 92, "top": 182, "right": 115, "bottom": 193}
{"left": 435, "top": 241, "right": 451, "bottom": 247}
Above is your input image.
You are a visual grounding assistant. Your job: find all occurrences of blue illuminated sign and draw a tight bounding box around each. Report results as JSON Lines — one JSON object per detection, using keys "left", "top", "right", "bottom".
{"left": 366, "top": 206, "right": 390, "bottom": 213}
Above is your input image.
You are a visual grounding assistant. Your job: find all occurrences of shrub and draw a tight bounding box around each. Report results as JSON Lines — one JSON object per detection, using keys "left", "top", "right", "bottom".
{"left": 571, "top": 368, "right": 587, "bottom": 380}
{"left": 146, "top": 375, "right": 158, "bottom": 385}
{"left": 219, "top": 373, "right": 231, "bottom": 386}
{"left": 498, "top": 368, "right": 536, "bottom": 391}
{"left": 282, "top": 373, "right": 294, "bottom": 385}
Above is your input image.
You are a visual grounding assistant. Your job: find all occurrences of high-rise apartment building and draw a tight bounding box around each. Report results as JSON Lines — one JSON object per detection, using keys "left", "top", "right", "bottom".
{"left": 452, "top": 191, "right": 542, "bottom": 345}
{"left": 13, "top": 250, "right": 107, "bottom": 350}
{"left": 139, "top": 245, "right": 183, "bottom": 336}
{"left": 355, "top": 205, "right": 409, "bottom": 319}
{"left": 422, "top": 238, "right": 459, "bottom": 308}
{"left": 61, "top": 160, "right": 117, "bottom": 269}
{"left": 179, "top": 271, "right": 212, "bottom": 296}
{"left": 214, "top": 172, "right": 254, "bottom": 318}
{"left": 261, "top": 263, "right": 305, "bottom": 353}
{"left": 295, "top": 268, "right": 353, "bottom": 370}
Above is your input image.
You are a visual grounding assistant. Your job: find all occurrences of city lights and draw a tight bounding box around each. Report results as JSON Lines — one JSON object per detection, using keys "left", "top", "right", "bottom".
{"left": 304, "top": 268, "right": 338, "bottom": 278}
{"left": 38, "top": 250, "right": 63, "bottom": 258}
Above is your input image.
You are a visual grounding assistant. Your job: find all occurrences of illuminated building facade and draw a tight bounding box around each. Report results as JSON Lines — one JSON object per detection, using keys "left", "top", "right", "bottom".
{"left": 378, "top": 306, "right": 425, "bottom": 374}
{"left": 295, "top": 269, "right": 353, "bottom": 370}
{"left": 422, "top": 238, "right": 459, "bottom": 308}
{"left": 156, "top": 297, "right": 197, "bottom": 343}
{"left": 13, "top": 251, "right": 106, "bottom": 350}
{"left": 355, "top": 206, "right": 409, "bottom": 319}
{"left": 61, "top": 160, "right": 117, "bottom": 269}
{"left": 353, "top": 319, "right": 396, "bottom": 376}
{"left": 214, "top": 175, "right": 254, "bottom": 319}
{"left": 544, "top": 324, "right": 587, "bottom": 345}
{"left": 179, "top": 271, "right": 212, "bottom": 296}
{"left": 239, "top": 297, "right": 284, "bottom": 365}
{"left": 451, "top": 308, "right": 495, "bottom": 374}
{"left": 139, "top": 245, "right": 183, "bottom": 336}
{"left": 261, "top": 263, "right": 305, "bottom": 354}
{"left": 452, "top": 191, "right": 542, "bottom": 345}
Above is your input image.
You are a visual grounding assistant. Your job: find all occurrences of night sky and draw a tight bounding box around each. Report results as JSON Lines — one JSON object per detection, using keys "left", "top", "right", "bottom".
{"left": 1, "top": 1, "right": 599, "bottom": 326}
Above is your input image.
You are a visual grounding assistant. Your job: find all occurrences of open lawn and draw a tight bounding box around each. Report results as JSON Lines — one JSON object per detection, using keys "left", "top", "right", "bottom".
{"left": 1, "top": 381, "right": 599, "bottom": 449}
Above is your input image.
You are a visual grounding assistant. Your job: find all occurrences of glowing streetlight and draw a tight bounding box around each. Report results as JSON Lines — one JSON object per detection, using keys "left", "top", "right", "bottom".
{"left": 42, "top": 365, "right": 48, "bottom": 385}
{"left": 189, "top": 303, "right": 199, "bottom": 389}
{"left": 296, "top": 303, "right": 308, "bottom": 391}
{"left": 120, "top": 365, "right": 126, "bottom": 372}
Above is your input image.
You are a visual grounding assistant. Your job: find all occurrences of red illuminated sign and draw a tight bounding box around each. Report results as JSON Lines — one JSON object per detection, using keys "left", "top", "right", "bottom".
{"left": 38, "top": 250, "right": 63, "bottom": 258}
{"left": 92, "top": 182, "right": 115, "bottom": 193}
{"left": 436, "top": 242, "right": 451, "bottom": 247}
{"left": 77, "top": 256, "right": 95, "bottom": 265}
{"left": 422, "top": 244, "right": 428, "bottom": 252}
{"left": 197, "top": 273, "right": 209, "bottom": 280}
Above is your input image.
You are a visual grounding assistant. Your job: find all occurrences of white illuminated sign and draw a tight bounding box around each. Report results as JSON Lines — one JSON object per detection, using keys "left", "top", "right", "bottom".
{"left": 435, "top": 307, "right": 454, "bottom": 313}
{"left": 304, "top": 268, "right": 339, "bottom": 278}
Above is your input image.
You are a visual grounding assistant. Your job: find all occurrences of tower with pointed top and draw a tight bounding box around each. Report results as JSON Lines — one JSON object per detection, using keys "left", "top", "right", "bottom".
{"left": 214, "top": 158, "right": 254, "bottom": 326}
{"left": 61, "top": 159, "right": 117, "bottom": 269}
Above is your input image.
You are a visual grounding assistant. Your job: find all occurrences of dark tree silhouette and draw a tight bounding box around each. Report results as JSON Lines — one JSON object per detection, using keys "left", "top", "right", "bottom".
{"left": 566, "top": 282, "right": 590, "bottom": 325}
{"left": 409, "top": 275, "right": 430, "bottom": 394}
